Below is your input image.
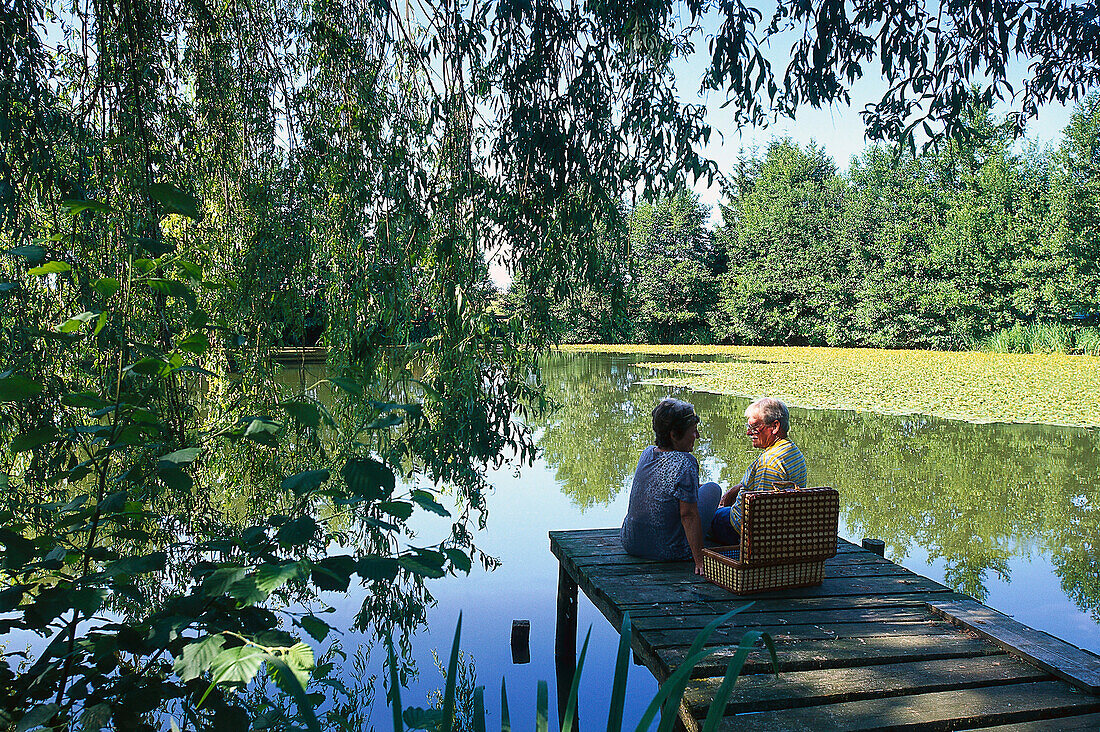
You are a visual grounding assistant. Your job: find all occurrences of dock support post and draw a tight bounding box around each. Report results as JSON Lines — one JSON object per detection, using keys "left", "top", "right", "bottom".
{"left": 862, "top": 538, "right": 885, "bottom": 556}
{"left": 555, "top": 564, "right": 579, "bottom": 732}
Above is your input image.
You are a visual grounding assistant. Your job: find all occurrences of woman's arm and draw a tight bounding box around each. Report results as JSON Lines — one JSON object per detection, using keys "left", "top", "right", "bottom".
{"left": 679, "top": 501, "right": 705, "bottom": 575}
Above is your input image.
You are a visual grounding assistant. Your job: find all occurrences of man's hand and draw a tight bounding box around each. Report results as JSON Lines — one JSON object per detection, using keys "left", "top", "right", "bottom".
{"left": 695, "top": 561, "right": 706, "bottom": 576}
{"left": 719, "top": 483, "right": 742, "bottom": 507}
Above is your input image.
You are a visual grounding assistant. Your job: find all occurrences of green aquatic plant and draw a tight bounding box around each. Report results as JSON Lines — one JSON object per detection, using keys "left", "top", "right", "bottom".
{"left": 561, "top": 344, "right": 1100, "bottom": 427}
{"left": 386, "top": 607, "right": 778, "bottom": 732}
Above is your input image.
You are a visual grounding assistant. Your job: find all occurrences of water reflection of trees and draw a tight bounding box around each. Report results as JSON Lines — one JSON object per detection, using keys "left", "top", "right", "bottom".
{"left": 538, "top": 352, "right": 1100, "bottom": 613}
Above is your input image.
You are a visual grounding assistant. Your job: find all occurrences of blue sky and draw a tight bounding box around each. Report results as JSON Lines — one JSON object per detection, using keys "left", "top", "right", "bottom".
{"left": 662, "top": 12, "right": 1078, "bottom": 217}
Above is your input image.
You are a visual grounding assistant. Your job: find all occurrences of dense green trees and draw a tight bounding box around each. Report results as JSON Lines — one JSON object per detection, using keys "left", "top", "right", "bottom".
{"left": 556, "top": 97, "right": 1100, "bottom": 348}
{"left": 628, "top": 191, "right": 720, "bottom": 344}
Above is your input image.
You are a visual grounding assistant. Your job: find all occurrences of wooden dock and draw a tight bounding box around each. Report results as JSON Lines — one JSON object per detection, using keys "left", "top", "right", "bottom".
{"left": 550, "top": 528, "right": 1100, "bottom": 731}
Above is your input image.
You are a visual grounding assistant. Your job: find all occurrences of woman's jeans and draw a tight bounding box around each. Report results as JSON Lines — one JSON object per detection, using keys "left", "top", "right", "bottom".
{"left": 698, "top": 481, "right": 740, "bottom": 545}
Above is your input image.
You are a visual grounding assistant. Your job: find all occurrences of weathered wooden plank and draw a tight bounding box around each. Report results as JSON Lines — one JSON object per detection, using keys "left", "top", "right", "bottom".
{"left": 551, "top": 530, "right": 863, "bottom": 559}
{"left": 973, "top": 712, "right": 1100, "bottom": 730}
{"left": 585, "top": 558, "right": 911, "bottom": 580}
{"left": 926, "top": 597, "right": 1100, "bottom": 695}
{"left": 606, "top": 573, "right": 951, "bottom": 606}
{"left": 632, "top": 606, "right": 936, "bottom": 632}
{"left": 621, "top": 592, "right": 971, "bottom": 620}
{"left": 647, "top": 620, "right": 956, "bottom": 648}
{"left": 682, "top": 655, "right": 1047, "bottom": 717}
{"left": 654, "top": 632, "right": 1003, "bottom": 678}
{"left": 712, "top": 680, "right": 1100, "bottom": 731}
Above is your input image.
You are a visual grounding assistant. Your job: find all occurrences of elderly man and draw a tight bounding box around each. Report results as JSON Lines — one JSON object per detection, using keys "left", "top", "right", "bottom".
{"left": 701, "top": 397, "right": 807, "bottom": 545}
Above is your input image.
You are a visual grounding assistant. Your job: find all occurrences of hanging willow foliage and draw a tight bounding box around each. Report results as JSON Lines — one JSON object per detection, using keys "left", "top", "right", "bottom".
{"left": 1, "top": 0, "right": 1099, "bottom": 727}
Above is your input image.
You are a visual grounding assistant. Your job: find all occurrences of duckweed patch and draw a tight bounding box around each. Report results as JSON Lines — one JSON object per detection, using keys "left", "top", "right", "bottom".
{"left": 559, "top": 344, "right": 1100, "bottom": 427}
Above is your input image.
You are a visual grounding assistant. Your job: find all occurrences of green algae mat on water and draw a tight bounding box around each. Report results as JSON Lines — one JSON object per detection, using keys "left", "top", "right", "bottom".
{"left": 559, "top": 345, "right": 1100, "bottom": 428}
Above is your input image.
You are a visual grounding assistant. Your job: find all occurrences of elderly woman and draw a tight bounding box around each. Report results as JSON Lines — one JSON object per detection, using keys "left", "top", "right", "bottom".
{"left": 620, "top": 398, "right": 720, "bottom": 575}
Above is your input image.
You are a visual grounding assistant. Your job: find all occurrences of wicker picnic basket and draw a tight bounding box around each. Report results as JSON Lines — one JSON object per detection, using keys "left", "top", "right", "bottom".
{"left": 702, "top": 487, "right": 840, "bottom": 594}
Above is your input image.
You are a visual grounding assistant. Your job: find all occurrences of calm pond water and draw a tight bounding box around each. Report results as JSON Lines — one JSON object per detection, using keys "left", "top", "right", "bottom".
{"left": 334, "top": 350, "right": 1100, "bottom": 729}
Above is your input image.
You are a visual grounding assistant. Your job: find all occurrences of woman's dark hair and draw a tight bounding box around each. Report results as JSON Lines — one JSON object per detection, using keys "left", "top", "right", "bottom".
{"left": 652, "top": 398, "right": 699, "bottom": 449}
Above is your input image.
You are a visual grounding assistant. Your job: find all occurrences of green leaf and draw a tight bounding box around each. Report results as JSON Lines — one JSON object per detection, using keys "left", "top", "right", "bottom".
{"left": 146, "top": 278, "right": 196, "bottom": 308}
{"left": 276, "top": 516, "right": 317, "bottom": 547}
{"left": 411, "top": 489, "right": 450, "bottom": 517}
{"left": 58, "top": 311, "right": 99, "bottom": 333}
{"left": 255, "top": 562, "right": 303, "bottom": 593}
{"left": 79, "top": 702, "right": 112, "bottom": 731}
{"left": 379, "top": 500, "right": 413, "bottom": 520}
{"left": 160, "top": 467, "right": 193, "bottom": 492}
{"left": 174, "top": 635, "right": 226, "bottom": 681}
{"left": 148, "top": 182, "right": 204, "bottom": 221}
{"left": 398, "top": 556, "right": 446, "bottom": 579}
{"left": 202, "top": 566, "right": 248, "bottom": 596}
{"left": 299, "top": 615, "right": 331, "bottom": 642}
{"left": 243, "top": 418, "right": 281, "bottom": 447}
{"left": 227, "top": 577, "right": 267, "bottom": 606}
{"left": 15, "top": 703, "right": 60, "bottom": 732}
{"left": 160, "top": 447, "right": 200, "bottom": 468}
{"left": 6, "top": 244, "right": 47, "bottom": 264}
{"left": 402, "top": 708, "right": 444, "bottom": 731}
{"left": 341, "top": 457, "right": 395, "bottom": 501}
{"left": 280, "top": 469, "right": 329, "bottom": 496}
{"left": 209, "top": 645, "right": 268, "bottom": 685}
{"left": 443, "top": 547, "right": 472, "bottom": 574}
{"left": 0, "top": 375, "right": 43, "bottom": 402}
{"left": 61, "top": 391, "right": 110, "bottom": 409}
{"left": 267, "top": 654, "right": 321, "bottom": 732}
{"left": 311, "top": 555, "right": 355, "bottom": 592}
{"left": 104, "top": 552, "right": 166, "bottom": 578}
{"left": 178, "top": 332, "right": 210, "bottom": 355}
{"left": 328, "top": 376, "right": 362, "bottom": 396}
{"left": 364, "top": 412, "right": 403, "bottom": 429}
{"left": 128, "top": 357, "right": 167, "bottom": 376}
{"left": 134, "top": 236, "right": 176, "bottom": 257}
{"left": 282, "top": 401, "right": 321, "bottom": 429}
{"left": 61, "top": 199, "right": 112, "bottom": 215}
{"left": 11, "top": 426, "right": 60, "bottom": 453}
{"left": 356, "top": 556, "right": 399, "bottom": 581}
{"left": 27, "top": 261, "right": 71, "bottom": 276}
{"left": 177, "top": 260, "right": 203, "bottom": 280}
{"left": 91, "top": 277, "right": 120, "bottom": 297}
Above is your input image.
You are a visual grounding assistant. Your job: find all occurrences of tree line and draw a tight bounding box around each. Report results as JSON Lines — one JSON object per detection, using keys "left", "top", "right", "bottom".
{"left": 528, "top": 97, "right": 1100, "bottom": 351}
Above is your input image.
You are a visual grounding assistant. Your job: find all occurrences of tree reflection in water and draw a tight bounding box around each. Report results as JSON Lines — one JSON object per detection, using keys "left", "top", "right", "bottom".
{"left": 536, "top": 352, "right": 1100, "bottom": 615}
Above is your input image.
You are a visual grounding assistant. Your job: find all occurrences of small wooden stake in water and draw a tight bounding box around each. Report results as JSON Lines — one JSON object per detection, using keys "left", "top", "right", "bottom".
{"left": 862, "top": 537, "right": 886, "bottom": 556}
{"left": 511, "top": 619, "right": 530, "bottom": 664}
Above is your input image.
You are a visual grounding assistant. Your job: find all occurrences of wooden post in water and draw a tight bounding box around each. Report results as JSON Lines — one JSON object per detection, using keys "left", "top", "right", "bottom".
{"left": 555, "top": 565, "right": 579, "bottom": 731}
{"left": 862, "top": 538, "right": 885, "bottom": 556}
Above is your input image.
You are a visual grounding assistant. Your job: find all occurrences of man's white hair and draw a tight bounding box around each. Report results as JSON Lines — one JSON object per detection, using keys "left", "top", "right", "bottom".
{"left": 746, "top": 397, "right": 790, "bottom": 434}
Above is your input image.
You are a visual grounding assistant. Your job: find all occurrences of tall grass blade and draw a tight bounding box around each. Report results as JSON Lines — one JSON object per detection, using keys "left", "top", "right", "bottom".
{"left": 441, "top": 613, "right": 463, "bottom": 732}
{"left": 760, "top": 632, "right": 780, "bottom": 676}
{"left": 387, "top": 636, "right": 405, "bottom": 732}
{"left": 631, "top": 643, "right": 739, "bottom": 732}
{"left": 536, "top": 680, "right": 549, "bottom": 732}
{"left": 500, "top": 678, "right": 511, "bottom": 732}
{"left": 700, "top": 630, "right": 776, "bottom": 732}
{"left": 561, "top": 628, "right": 592, "bottom": 732}
{"left": 473, "top": 685, "right": 486, "bottom": 732}
{"left": 654, "top": 604, "right": 752, "bottom": 732}
{"left": 606, "top": 613, "right": 633, "bottom": 732}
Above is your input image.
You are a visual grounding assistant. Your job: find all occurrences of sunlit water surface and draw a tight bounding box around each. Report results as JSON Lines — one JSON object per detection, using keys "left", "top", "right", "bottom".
{"left": 324, "top": 351, "right": 1100, "bottom": 729}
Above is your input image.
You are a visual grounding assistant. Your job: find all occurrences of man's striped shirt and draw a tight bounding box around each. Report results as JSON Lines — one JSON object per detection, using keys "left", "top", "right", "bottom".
{"left": 730, "top": 438, "right": 808, "bottom": 531}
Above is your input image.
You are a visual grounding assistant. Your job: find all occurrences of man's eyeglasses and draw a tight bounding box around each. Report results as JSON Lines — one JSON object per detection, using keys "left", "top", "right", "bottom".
{"left": 745, "top": 420, "right": 776, "bottom": 435}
